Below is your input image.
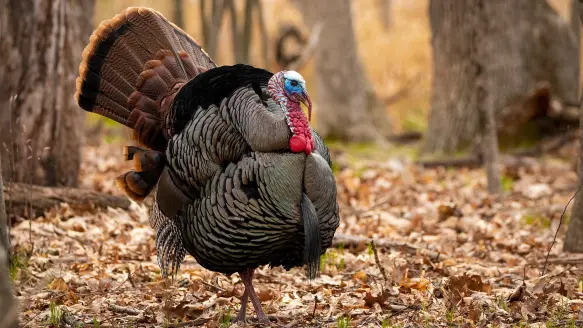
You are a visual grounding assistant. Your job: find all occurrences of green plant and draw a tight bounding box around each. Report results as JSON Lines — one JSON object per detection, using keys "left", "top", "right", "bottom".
{"left": 337, "top": 257, "right": 345, "bottom": 270}
{"left": 522, "top": 213, "right": 551, "bottom": 229}
{"left": 48, "top": 301, "right": 63, "bottom": 326}
{"left": 92, "top": 317, "right": 101, "bottom": 328}
{"left": 320, "top": 252, "right": 328, "bottom": 271}
{"left": 337, "top": 315, "right": 351, "bottom": 328}
{"left": 496, "top": 294, "right": 508, "bottom": 311}
{"left": 381, "top": 318, "right": 403, "bottom": 328}
{"left": 9, "top": 251, "right": 30, "bottom": 282}
{"left": 501, "top": 175, "right": 514, "bottom": 192}
{"left": 445, "top": 307, "right": 455, "bottom": 326}
{"left": 219, "top": 307, "right": 233, "bottom": 328}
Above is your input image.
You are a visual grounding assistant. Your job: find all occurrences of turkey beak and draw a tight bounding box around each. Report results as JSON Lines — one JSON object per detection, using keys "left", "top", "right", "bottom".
{"left": 300, "top": 88, "right": 312, "bottom": 122}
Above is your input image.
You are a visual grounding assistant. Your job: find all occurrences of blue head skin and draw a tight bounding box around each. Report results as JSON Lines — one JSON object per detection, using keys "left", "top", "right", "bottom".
{"left": 281, "top": 71, "right": 312, "bottom": 120}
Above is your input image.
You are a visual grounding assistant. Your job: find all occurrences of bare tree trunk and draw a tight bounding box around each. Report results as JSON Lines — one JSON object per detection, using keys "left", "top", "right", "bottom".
{"left": 563, "top": 0, "right": 583, "bottom": 253}
{"left": 0, "top": 153, "right": 18, "bottom": 328}
{"left": 473, "top": 0, "right": 502, "bottom": 194}
{"left": 378, "top": 0, "right": 392, "bottom": 30}
{"left": 0, "top": 0, "right": 95, "bottom": 187}
{"left": 292, "top": 0, "right": 391, "bottom": 142}
{"left": 423, "top": 0, "right": 579, "bottom": 155}
{"left": 173, "top": 0, "right": 184, "bottom": 29}
{"left": 201, "top": 0, "right": 225, "bottom": 60}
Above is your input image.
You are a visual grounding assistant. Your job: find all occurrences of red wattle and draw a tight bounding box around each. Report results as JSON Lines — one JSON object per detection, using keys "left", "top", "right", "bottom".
{"left": 290, "top": 134, "right": 307, "bottom": 153}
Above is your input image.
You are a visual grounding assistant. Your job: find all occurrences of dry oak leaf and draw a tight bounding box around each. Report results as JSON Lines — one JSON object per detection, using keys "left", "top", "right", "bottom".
{"left": 48, "top": 277, "right": 69, "bottom": 292}
{"left": 399, "top": 277, "right": 430, "bottom": 292}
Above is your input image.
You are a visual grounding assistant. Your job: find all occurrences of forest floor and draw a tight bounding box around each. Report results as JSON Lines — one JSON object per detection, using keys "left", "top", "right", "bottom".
{"left": 10, "top": 141, "right": 583, "bottom": 327}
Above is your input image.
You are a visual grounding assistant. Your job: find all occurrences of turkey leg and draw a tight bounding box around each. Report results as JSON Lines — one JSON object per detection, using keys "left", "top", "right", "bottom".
{"left": 236, "top": 268, "right": 268, "bottom": 323}
{"left": 235, "top": 268, "right": 253, "bottom": 322}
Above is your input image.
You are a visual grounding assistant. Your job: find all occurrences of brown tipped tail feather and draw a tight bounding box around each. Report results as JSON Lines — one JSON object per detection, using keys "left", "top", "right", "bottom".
{"left": 75, "top": 7, "right": 215, "bottom": 200}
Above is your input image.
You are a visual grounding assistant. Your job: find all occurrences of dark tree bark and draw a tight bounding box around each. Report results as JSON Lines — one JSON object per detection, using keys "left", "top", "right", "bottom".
{"left": 563, "top": 0, "right": 583, "bottom": 253}
{"left": 292, "top": 0, "right": 391, "bottom": 142}
{"left": 0, "top": 153, "right": 18, "bottom": 328}
{"left": 0, "top": 0, "right": 95, "bottom": 187}
{"left": 423, "top": 0, "right": 579, "bottom": 155}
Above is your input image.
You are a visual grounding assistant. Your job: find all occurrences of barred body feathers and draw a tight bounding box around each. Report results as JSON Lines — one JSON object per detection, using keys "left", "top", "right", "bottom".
{"left": 76, "top": 7, "right": 340, "bottom": 323}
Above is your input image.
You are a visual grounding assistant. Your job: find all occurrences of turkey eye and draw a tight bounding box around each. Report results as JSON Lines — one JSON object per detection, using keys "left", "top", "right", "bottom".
{"left": 290, "top": 80, "right": 298, "bottom": 87}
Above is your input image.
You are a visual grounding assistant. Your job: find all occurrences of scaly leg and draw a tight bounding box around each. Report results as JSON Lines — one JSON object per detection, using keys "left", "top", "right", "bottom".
{"left": 238, "top": 268, "right": 269, "bottom": 324}
{"left": 234, "top": 268, "right": 254, "bottom": 322}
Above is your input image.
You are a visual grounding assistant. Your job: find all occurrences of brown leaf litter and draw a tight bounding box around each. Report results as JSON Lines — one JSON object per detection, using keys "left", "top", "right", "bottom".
{"left": 9, "top": 143, "right": 583, "bottom": 327}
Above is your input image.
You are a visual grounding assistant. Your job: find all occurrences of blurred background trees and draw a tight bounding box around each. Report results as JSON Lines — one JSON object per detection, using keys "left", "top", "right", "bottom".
{"left": 424, "top": 0, "right": 580, "bottom": 156}
{"left": 2, "top": 0, "right": 583, "bottom": 250}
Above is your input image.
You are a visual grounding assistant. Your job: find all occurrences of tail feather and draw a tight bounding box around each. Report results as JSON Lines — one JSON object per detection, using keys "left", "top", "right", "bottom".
{"left": 133, "top": 150, "right": 166, "bottom": 172}
{"left": 115, "top": 170, "right": 160, "bottom": 201}
{"left": 75, "top": 6, "right": 216, "bottom": 152}
{"left": 123, "top": 146, "right": 146, "bottom": 160}
{"left": 300, "top": 193, "right": 322, "bottom": 280}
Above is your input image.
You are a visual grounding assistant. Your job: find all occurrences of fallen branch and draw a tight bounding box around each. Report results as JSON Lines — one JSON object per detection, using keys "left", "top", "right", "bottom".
{"left": 388, "top": 131, "right": 423, "bottom": 144}
{"left": 167, "top": 317, "right": 210, "bottom": 328}
{"left": 416, "top": 156, "right": 481, "bottom": 169}
{"left": 370, "top": 240, "right": 389, "bottom": 288}
{"left": 333, "top": 234, "right": 449, "bottom": 262}
{"left": 534, "top": 255, "right": 583, "bottom": 266}
{"left": 107, "top": 303, "right": 141, "bottom": 316}
{"left": 3, "top": 182, "right": 131, "bottom": 218}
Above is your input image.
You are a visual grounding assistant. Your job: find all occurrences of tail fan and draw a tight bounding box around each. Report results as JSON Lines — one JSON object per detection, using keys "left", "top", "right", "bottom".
{"left": 300, "top": 193, "right": 322, "bottom": 280}
{"left": 76, "top": 7, "right": 216, "bottom": 200}
{"left": 75, "top": 7, "right": 216, "bottom": 152}
{"left": 76, "top": 7, "right": 210, "bottom": 279}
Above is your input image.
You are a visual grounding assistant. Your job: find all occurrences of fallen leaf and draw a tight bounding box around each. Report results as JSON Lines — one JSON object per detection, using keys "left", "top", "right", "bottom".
{"left": 352, "top": 271, "right": 368, "bottom": 283}
{"left": 48, "top": 278, "right": 68, "bottom": 292}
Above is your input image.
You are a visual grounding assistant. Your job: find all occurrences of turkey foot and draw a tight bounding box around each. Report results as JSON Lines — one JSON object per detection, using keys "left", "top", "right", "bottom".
{"left": 234, "top": 268, "right": 269, "bottom": 324}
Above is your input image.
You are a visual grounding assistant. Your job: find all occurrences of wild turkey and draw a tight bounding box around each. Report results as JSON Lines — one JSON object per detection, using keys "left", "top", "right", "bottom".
{"left": 75, "top": 7, "right": 339, "bottom": 323}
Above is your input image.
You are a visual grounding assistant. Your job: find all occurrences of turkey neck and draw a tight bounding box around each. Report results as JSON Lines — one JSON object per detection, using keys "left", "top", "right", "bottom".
{"left": 268, "top": 73, "right": 314, "bottom": 155}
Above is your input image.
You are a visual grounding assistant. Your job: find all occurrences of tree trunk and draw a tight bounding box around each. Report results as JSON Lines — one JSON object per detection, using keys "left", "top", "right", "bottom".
{"left": 173, "top": 0, "right": 184, "bottom": 29}
{"left": 423, "top": 0, "right": 579, "bottom": 155}
{"left": 473, "top": 0, "right": 502, "bottom": 194}
{"left": 0, "top": 153, "right": 19, "bottom": 328}
{"left": 292, "top": 0, "right": 391, "bottom": 142}
{"left": 563, "top": 0, "right": 583, "bottom": 253}
{"left": 377, "top": 0, "right": 392, "bottom": 30}
{"left": 0, "top": 0, "right": 95, "bottom": 187}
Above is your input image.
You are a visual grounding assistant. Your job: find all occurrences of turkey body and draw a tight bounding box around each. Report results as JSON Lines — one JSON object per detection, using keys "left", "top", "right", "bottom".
{"left": 74, "top": 6, "right": 339, "bottom": 323}
{"left": 161, "top": 65, "right": 338, "bottom": 276}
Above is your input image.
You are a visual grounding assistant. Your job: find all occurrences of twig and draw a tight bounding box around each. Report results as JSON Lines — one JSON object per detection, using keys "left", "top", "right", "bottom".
{"left": 107, "top": 303, "right": 141, "bottom": 316}
{"left": 198, "top": 279, "right": 226, "bottom": 292}
{"left": 541, "top": 183, "right": 583, "bottom": 276}
{"left": 21, "top": 311, "right": 42, "bottom": 327}
{"left": 167, "top": 317, "right": 211, "bottom": 327}
{"left": 312, "top": 295, "right": 318, "bottom": 318}
{"left": 370, "top": 240, "right": 389, "bottom": 289}
{"left": 333, "top": 234, "right": 449, "bottom": 262}
{"left": 287, "top": 22, "right": 324, "bottom": 71}
{"left": 126, "top": 266, "right": 135, "bottom": 288}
